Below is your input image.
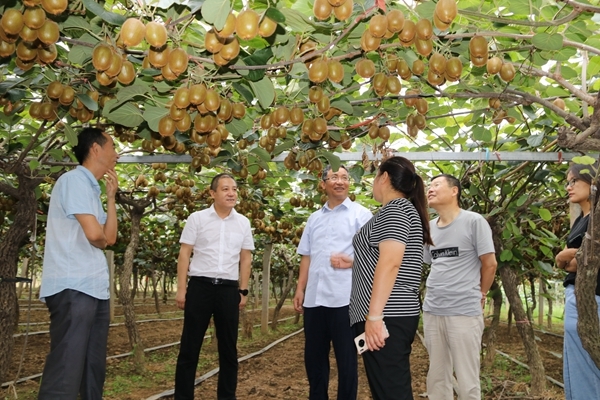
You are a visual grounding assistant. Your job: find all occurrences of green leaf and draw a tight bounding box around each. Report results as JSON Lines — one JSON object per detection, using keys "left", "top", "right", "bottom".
{"left": 472, "top": 126, "right": 492, "bottom": 142}
{"left": 500, "top": 249, "right": 513, "bottom": 262}
{"left": 232, "top": 82, "right": 255, "bottom": 104}
{"left": 330, "top": 98, "right": 353, "bottom": 115}
{"left": 103, "top": 102, "right": 144, "bottom": 127}
{"left": 29, "top": 159, "right": 40, "bottom": 171}
{"left": 516, "top": 194, "right": 528, "bottom": 207}
{"left": 201, "top": 0, "right": 231, "bottom": 29}
{"left": 243, "top": 48, "right": 274, "bottom": 82}
{"left": 318, "top": 150, "right": 340, "bottom": 172}
{"left": 81, "top": 0, "right": 127, "bottom": 25}
{"left": 538, "top": 208, "right": 552, "bottom": 221}
{"left": 280, "top": 8, "right": 314, "bottom": 33}
{"left": 249, "top": 76, "right": 275, "bottom": 109}
{"left": 65, "top": 124, "right": 78, "bottom": 146}
{"left": 77, "top": 93, "right": 98, "bottom": 111}
{"left": 68, "top": 45, "right": 93, "bottom": 65}
{"left": 526, "top": 134, "right": 544, "bottom": 147}
{"left": 250, "top": 147, "right": 272, "bottom": 163}
{"left": 116, "top": 84, "right": 151, "bottom": 104}
{"left": 265, "top": 7, "right": 286, "bottom": 24}
{"left": 572, "top": 155, "right": 597, "bottom": 165}
{"left": 531, "top": 33, "right": 563, "bottom": 51}
{"left": 143, "top": 106, "right": 170, "bottom": 132}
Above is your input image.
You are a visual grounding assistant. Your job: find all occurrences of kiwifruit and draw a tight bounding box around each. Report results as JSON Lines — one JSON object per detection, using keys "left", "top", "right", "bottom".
{"left": 553, "top": 98, "right": 566, "bottom": 111}
{"left": 427, "top": 69, "right": 445, "bottom": 86}
{"left": 170, "top": 103, "right": 187, "bottom": 121}
{"left": 148, "top": 45, "right": 170, "bottom": 68}
{"left": 169, "top": 47, "right": 189, "bottom": 75}
{"left": 23, "top": 6, "right": 46, "bottom": 30}
{"left": 327, "top": 59, "right": 344, "bottom": 83}
{"left": 274, "top": 105, "right": 290, "bottom": 125}
{"left": 308, "top": 59, "right": 329, "bottom": 83}
{"left": 435, "top": 0, "right": 458, "bottom": 25}
{"left": 204, "top": 29, "right": 224, "bottom": 54}
{"left": 412, "top": 59, "right": 425, "bottom": 75}
{"left": 217, "top": 98, "right": 233, "bottom": 122}
{"left": 386, "top": 75, "right": 401, "bottom": 95}
{"left": 429, "top": 52, "right": 446, "bottom": 75}
{"left": 145, "top": 21, "right": 168, "bottom": 48}
{"left": 1, "top": 9, "right": 24, "bottom": 35}
{"left": 37, "top": 19, "right": 60, "bottom": 45}
{"left": 120, "top": 18, "right": 146, "bottom": 47}
{"left": 290, "top": 106, "right": 304, "bottom": 125}
{"left": 41, "top": 0, "right": 68, "bottom": 15}
{"left": 161, "top": 62, "right": 178, "bottom": 81}
{"left": 386, "top": 9, "right": 404, "bottom": 33}
{"left": 308, "top": 86, "right": 324, "bottom": 103}
{"left": 499, "top": 63, "right": 515, "bottom": 82}
{"left": 46, "top": 80, "right": 63, "bottom": 99}
{"left": 415, "top": 98, "right": 428, "bottom": 115}
{"left": 486, "top": 56, "right": 503, "bottom": 75}
{"left": 360, "top": 30, "right": 381, "bottom": 52}
{"left": 232, "top": 102, "right": 246, "bottom": 119}
{"left": 445, "top": 56, "right": 462, "bottom": 80}
{"left": 378, "top": 126, "right": 390, "bottom": 141}
{"left": 104, "top": 51, "right": 123, "bottom": 77}
{"left": 415, "top": 18, "right": 433, "bottom": 40}
{"left": 173, "top": 87, "right": 191, "bottom": 109}
{"left": 258, "top": 16, "right": 277, "bottom": 38}
{"left": 317, "top": 95, "right": 330, "bottom": 113}
{"left": 117, "top": 60, "right": 136, "bottom": 85}
{"left": 189, "top": 83, "right": 207, "bottom": 105}
{"left": 176, "top": 112, "right": 192, "bottom": 132}
{"left": 16, "top": 40, "right": 38, "bottom": 61}
{"left": 313, "top": 0, "right": 333, "bottom": 21}
{"left": 469, "top": 36, "right": 488, "bottom": 67}
{"left": 333, "top": 0, "right": 353, "bottom": 21}
{"left": 235, "top": 9, "right": 260, "bottom": 40}
{"left": 415, "top": 38, "right": 433, "bottom": 57}
{"left": 158, "top": 115, "right": 176, "bottom": 136}
{"left": 220, "top": 36, "right": 240, "bottom": 60}
{"left": 216, "top": 12, "right": 236, "bottom": 38}
{"left": 356, "top": 58, "right": 375, "bottom": 78}
{"left": 92, "top": 43, "right": 113, "bottom": 71}
{"left": 368, "top": 14, "right": 388, "bottom": 38}
{"left": 397, "top": 59, "right": 412, "bottom": 80}
{"left": 204, "top": 88, "right": 221, "bottom": 112}
{"left": 19, "top": 25, "right": 39, "bottom": 43}
{"left": 398, "top": 20, "right": 416, "bottom": 44}
{"left": 58, "top": 85, "right": 75, "bottom": 106}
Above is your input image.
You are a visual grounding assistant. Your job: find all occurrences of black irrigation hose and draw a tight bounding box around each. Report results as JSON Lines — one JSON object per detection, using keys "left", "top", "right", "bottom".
{"left": 1, "top": 316, "right": 298, "bottom": 389}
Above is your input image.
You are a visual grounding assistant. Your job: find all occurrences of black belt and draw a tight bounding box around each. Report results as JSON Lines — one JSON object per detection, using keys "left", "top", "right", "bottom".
{"left": 192, "top": 276, "right": 238, "bottom": 287}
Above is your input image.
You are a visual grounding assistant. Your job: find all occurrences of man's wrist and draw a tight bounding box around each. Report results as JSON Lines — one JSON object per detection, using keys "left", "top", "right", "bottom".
{"left": 239, "top": 288, "right": 249, "bottom": 296}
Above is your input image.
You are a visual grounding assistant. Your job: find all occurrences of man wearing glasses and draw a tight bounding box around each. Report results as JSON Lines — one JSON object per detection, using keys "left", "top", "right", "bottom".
{"left": 294, "top": 165, "right": 372, "bottom": 400}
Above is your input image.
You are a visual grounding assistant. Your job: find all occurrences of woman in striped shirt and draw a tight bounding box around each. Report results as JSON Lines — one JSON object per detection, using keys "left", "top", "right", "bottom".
{"left": 346, "top": 156, "right": 432, "bottom": 400}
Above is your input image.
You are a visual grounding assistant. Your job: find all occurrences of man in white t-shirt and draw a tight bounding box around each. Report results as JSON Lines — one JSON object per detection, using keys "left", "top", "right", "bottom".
{"left": 294, "top": 165, "right": 372, "bottom": 400}
{"left": 174, "top": 173, "right": 255, "bottom": 400}
{"left": 423, "top": 174, "right": 497, "bottom": 400}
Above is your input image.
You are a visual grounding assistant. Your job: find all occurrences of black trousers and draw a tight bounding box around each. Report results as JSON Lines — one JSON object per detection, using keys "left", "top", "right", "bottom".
{"left": 38, "top": 289, "right": 110, "bottom": 400}
{"left": 353, "top": 315, "right": 419, "bottom": 400}
{"left": 303, "top": 306, "right": 358, "bottom": 400}
{"left": 174, "top": 278, "right": 240, "bottom": 400}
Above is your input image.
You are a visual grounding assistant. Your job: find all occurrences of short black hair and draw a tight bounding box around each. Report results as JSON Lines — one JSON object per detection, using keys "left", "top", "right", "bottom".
{"left": 431, "top": 174, "right": 462, "bottom": 205}
{"left": 322, "top": 164, "right": 348, "bottom": 181}
{"left": 72, "top": 128, "right": 107, "bottom": 165}
{"left": 210, "top": 173, "right": 236, "bottom": 191}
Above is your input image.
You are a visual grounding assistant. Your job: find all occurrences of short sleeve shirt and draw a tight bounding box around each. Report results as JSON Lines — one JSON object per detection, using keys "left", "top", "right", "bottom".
{"left": 349, "top": 198, "right": 424, "bottom": 325}
{"left": 297, "top": 197, "right": 372, "bottom": 308}
{"left": 423, "top": 209, "right": 495, "bottom": 316}
{"left": 180, "top": 205, "right": 254, "bottom": 280}
{"left": 40, "top": 166, "right": 109, "bottom": 300}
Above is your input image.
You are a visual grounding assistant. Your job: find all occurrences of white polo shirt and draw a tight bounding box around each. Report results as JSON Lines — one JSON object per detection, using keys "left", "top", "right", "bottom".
{"left": 179, "top": 205, "right": 254, "bottom": 280}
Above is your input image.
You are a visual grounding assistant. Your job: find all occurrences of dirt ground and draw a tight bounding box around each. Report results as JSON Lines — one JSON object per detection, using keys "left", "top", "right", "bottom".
{"left": 5, "top": 300, "right": 566, "bottom": 399}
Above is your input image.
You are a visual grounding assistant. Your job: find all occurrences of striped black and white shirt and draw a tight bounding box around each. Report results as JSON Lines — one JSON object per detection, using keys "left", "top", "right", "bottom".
{"left": 349, "top": 197, "right": 424, "bottom": 325}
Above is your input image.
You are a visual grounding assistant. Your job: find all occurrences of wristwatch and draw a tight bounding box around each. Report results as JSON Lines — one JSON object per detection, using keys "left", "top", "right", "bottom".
{"left": 239, "top": 288, "right": 249, "bottom": 296}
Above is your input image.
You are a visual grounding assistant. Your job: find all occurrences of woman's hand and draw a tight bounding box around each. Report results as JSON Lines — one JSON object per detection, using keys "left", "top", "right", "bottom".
{"left": 330, "top": 253, "right": 353, "bottom": 269}
{"left": 364, "top": 319, "right": 388, "bottom": 351}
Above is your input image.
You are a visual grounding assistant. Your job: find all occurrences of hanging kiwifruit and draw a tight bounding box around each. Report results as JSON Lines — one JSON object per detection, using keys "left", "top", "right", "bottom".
{"left": 158, "top": 115, "right": 176, "bottom": 136}
{"left": 317, "top": 95, "right": 330, "bottom": 114}
{"left": 328, "top": 59, "right": 344, "bottom": 83}
{"left": 173, "top": 87, "right": 191, "bottom": 109}
{"left": 37, "top": 19, "right": 59, "bottom": 45}
{"left": 46, "top": 80, "right": 63, "bottom": 99}
{"left": 16, "top": 40, "right": 37, "bottom": 61}
{"left": 148, "top": 45, "right": 170, "bottom": 68}
{"left": 120, "top": 18, "right": 146, "bottom": 47}
{"left": 386, "top": 75, "right": 401, "bottom": 95}
{"left": 217, "top": 98, "right": 233, "bottom": 122}
{"left": 23, "top": 7, "right": 46, "bottom": 30}
{"left": 433, "top": 12, "right": 450, "bottom": 31}
{"left": 1, "top": 9, "right": 24, "bottom": 35}
{"left": 308, "top": 59, "right": 329, "bottom": 83}
{"left": 396, "top": 59, "right": 412, "bottom": 80}
{"left": 333, "top": 0, "right": 353, "bottom": 21}
{"left": 378, "top": 126, "right": 391, "bottom": 141}
{"left": 398, "top": 20, "right": 416, "bottom": 44}
{"left": 372, "top": 72, "right": 388, "bottom": 94}
{"left": 170, "top": 103, "right": 186, "bottom": 121}
{"left": 58, "top": 86, "right": 75, "bottom": 106}
{"left": 96, "top": 71, "right": 116, "bottom": 86}
{"left": 435, "top": 0, "right": 458, "bottom": 25}
{"left": 118, "top": 60, "right": 136, "bottom": 85}
{"left": 499, "top": 63, "right": 515, "bottom": 82}
{"left": 213, "top": 51, "right": 229, "bottom": 66}
{"left": 489, "top": 98, "right": 501, "bottom": 109}
{"left": 368, "top": 14, "right": 388, "bottom": 38}
{"left": 313, "top": 117, "right": 327, "bottom": 134}
{"left": 92, "top": 44, "right": 112, "bottom": 71}
{"left": 258, "top": 16, "right": 277, "bottom": 38}
{"left": 414, "top": 114, "right": 426, "bottom": 130}
{"left": 41, "top": 0, "right": 68, "bottom": 15}
{"left": 204, "top": 89, "right": 221, "bottom": 112}
{"left": 104, "top": 51, "right": 123, "bottom": 77}
{"left": 260, "top": 113, "right": 272, "bottom": 129}
{"left": 236, "top": 9, "right": 260, "bottom": 40}
{"left": 469, "top": 36, "right": 488, "bottom": 67}
{"left": 412, "top": 59, "right": 425, "bottom": 75}
{"left": 161, "top": 62, "right": 178, "bottom": 81}
{"left": 216, "top": 13, "right": 236, "bottom": 38}
{"left": 415, "top": 38, "right": 433, "bottom": 57}
{"left": 386, "top": 9, "right": 404, "bottom": 33}
{"left": 429, "top": 52, "right": 446, "bottom": 75}
{"left": 360, "top": 30, "right": 381, "bottom": 52}
{"left": 415, "top": 98, "right": 428, "bottom": 115}
{"left": 232, "top": 102, "right": 246, "bottom": 119}
{"left": 386, "top": 54, "right": 398, "bottom": 72}
{"left": 205, "top": 29, "right": 224, "bottom": 54}
{"left": 145, "top": 21, "right": 168, "bottom": 48}
{"left": 189, "top": 83, "right": 207, "bottom": 105}
{"left": 274, "top": 105, "right": 290, "bottom": 125}
{"left": 445, "top": 56, "right": 462, "bottom": 80}
{"left": 169, "top": 47, "right": 189, "bottom": 76}
{"left": 20, "top": 25, "right": 39, "bottom": 43}
{"left": 313, "top": 0, "right": 333, "bottom": 21}
{"left": 427, "top": 69, "right": 445, "bottom": 86}
{"left": 290, "top": 106, "right": 304, "bottom": 125}
{"left": 356, "top": 58, "right": 375, "bottom": 78}
{"left": 220, "top": 37, "right": 240, "bottom": 60}
{"left": 308, "top": 86, "right": 324, "bottom": 103}
{"left": 415, "top": 18, "right": 433, "bottom": 40}
{"left": 486, "top": 56, "right": 503, "bottom": 75}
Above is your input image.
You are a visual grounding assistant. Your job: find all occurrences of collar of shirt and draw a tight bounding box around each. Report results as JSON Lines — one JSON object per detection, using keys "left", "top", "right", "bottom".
{"left": 322, "top": 196, "right": 352, "bottom": 213}
{"left": 76, "top": 165, "right": 101, "bottom": 196}
{"left": 208, "top": 203, "right": 239, "bottom": 220}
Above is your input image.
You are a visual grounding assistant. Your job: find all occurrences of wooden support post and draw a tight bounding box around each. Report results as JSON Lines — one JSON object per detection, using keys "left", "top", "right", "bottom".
{"left": 261, "top": 244, "right": 273, "bottom": 334}
{"left": 538, "top": 279, "right": 544, "bottom": 327}
{"left": 106, "top": 250, "right": 115, "bottom": 322}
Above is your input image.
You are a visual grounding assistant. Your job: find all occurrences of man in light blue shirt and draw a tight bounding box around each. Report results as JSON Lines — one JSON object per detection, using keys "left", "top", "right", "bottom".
{"left": 39, "top": 127, "right": 119, "bottom": 400}
{"left": 294, "top": 165, "right": 372, "bottom": 400}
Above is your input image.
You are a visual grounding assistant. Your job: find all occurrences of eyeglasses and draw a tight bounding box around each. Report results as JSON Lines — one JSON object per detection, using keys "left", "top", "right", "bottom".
{"left": 565, "top": 178, "right": 578, "bottom": 188}
{"left": 324, "top": 175, "right": 350, "bottom": 183}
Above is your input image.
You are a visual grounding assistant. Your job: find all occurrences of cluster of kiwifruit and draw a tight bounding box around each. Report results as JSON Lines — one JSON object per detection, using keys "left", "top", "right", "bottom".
{"left": 487, "top": 98, "right": 517, "bottom": 125}
{"left": 366, "top": 122, "right": 391, "bottom": 141}
{"left": 0, "top": 0, "right": 67, "bottom": 71}
{"left": 29, "top": 83, "right": 106, "bottom": 123}
{"left": 92, "top": 43, "right": 136, "bottom": 87}
{"left": 484, "top": 55, "right": 515, "bottom": 83}
{"left": 307, "top": 58, "right": 345, "bottom": 84}
{"left": 283, "top": 150, "right": 325, "bottom": 173}
{"left": 0, "top": 195, "right": 16, "bottom": 212}
{"left": 0, "top": 97, "right": 24, "bottom": 116}
{"left": 313, "top": 0, "right": 354, "bottom": 22}
{"left": 204, "top": 10, "right": 277, "bottom": 67}
{"left": 289, "top": 195, "right": 316, "bottom": 209}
